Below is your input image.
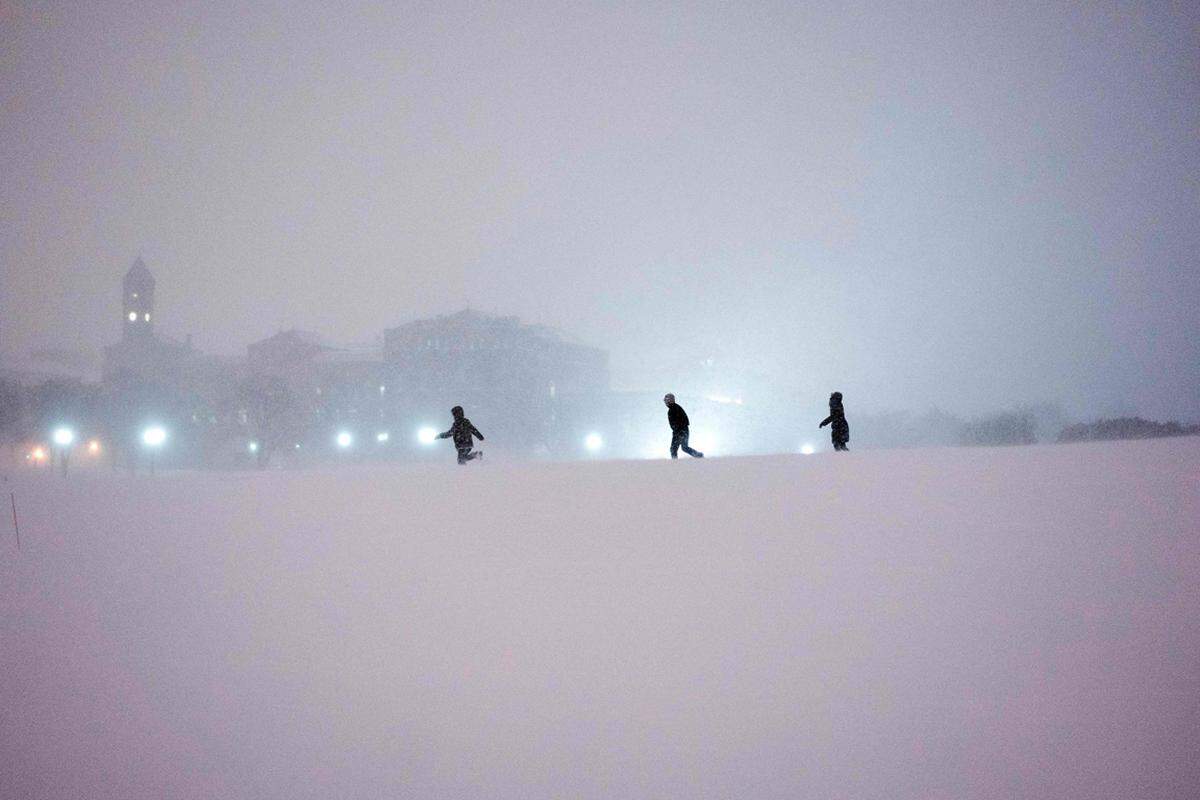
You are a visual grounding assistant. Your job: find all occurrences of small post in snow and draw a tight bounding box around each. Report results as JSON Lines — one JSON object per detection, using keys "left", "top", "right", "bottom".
{"left": 9, "top": 492, "right": 19, "bottom": 552}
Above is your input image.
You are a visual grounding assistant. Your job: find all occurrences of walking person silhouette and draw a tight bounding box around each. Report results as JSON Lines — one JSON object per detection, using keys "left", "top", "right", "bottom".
{"left": 819, "top": 392, "right": 850, "bottom": 451}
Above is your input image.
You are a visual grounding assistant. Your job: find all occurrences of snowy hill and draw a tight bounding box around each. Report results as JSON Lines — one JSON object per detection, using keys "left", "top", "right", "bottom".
{"left": 2, "top": 439, "right": 1198, "bottom": 799}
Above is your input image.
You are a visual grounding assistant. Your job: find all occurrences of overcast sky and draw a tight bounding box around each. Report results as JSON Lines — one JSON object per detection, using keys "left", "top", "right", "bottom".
{"left": 2, "top": 1, "right": 1197, "bottom": 419}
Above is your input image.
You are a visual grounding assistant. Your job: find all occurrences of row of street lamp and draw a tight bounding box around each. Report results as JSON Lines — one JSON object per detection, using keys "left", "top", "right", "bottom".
{"left": 29, "top": 422, "right": 822, "bottom": 468}
{"left": 29, "top": 425, "right": 168, "bottom": 468}
{"left": 330, "top": 426, "right": 607, "bottom": 453}
{"left": 334, "top": 427, "right": 437, "bottom": 450}
{"left": 32, "top": 424, "right": 634, "bottom": 469}
{"left": 43, "top": 425, "right": 168, "bottom": 451}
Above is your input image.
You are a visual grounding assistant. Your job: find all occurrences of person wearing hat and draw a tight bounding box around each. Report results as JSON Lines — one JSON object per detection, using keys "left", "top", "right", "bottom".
{"left": 819, "top": 392, "right": 850, "bottom": 451}
{"left": 437, "top": 405, "right": 485, "bottom": 464}
{"left": 663, "top": 393, "right": 704, "bottom": 459}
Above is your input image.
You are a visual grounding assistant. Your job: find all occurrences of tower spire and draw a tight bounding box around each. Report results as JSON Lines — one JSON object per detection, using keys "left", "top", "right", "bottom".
{"left": 122, "top": 255, "right": 156, "bottom": 339}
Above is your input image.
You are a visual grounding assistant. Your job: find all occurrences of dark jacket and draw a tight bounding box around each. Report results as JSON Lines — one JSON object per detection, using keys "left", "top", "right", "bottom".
{"left": 439, "top": 411, "right": 484, "bottom": 449}
{"left": 819, "top": 396, "right": 849, "bottom": 444}
{"left": 667, "top": 402, "right": 690, "bottom": 431}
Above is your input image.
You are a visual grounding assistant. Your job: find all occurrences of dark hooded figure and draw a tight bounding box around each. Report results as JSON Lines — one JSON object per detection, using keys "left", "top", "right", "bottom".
{"left": 437, "top": 405, "right": 484, "bottom": 464}
{"left": 819, "top": 392, "right": 850, "bottom": 451}
{"left": 663, "top": 393, "right": 704, "bottom": 459}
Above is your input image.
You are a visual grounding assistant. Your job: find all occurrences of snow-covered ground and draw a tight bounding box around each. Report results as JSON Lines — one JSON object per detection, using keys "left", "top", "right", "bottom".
{"left": 2, "top": 438, "right": 1197, "bottom": 799}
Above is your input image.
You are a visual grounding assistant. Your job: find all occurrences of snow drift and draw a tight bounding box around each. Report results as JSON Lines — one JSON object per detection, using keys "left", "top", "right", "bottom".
{"left": 2, "top": 439, "right": 1198, "bottom": 799}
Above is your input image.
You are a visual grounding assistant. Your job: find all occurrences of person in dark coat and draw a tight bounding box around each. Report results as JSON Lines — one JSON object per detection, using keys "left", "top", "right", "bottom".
{"left": 819, "top": 391, "right": 850, "bottom": 451}
{"left": 437, "top": 405, "right": 485, "bottom": 464}
{"left": 663, "top": 393, "right": 704, "bottom": 459}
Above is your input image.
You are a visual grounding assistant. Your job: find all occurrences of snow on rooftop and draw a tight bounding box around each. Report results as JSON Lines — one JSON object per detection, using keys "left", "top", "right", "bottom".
{"left": 1, "top": 438, "right": 1197, "bottom": 798}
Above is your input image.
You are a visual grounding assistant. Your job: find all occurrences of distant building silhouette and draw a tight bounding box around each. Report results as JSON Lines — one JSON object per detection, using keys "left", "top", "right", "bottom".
{"left": 99, "top": 257, "right": 238, "bottom": 468}
{"left": 383, "top": 309, "right": 608, "bottom": 400}
{"left": 247, "top": 329, "right": 327, "bottom": 388}
{"left": 382, "top": 309, "right": 609, "bottom": 451}
{"left": 79, "top": 262, "right": 614, "bottom": 464}
{"left": 103, "top": 256, "right": 196, "bottom": 384}
{"left": 242, "top": 311, "right": 609, "bottom": 455}
{"left": 246, "top": 329, "right": 384, "bottom": 437}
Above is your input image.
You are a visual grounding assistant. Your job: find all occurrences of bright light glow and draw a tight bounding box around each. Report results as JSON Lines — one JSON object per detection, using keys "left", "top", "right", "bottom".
{"left": 584, "top": 433, "right": 604, "bottom": 452}
{"left": 689, "top": 429, "right": 717, "bottom": 454}
{"left": 31, "top": 447, "right": 47, "bottom": 462}
{"left": 248, "top": 441, "right": 259, "bottom": 453}
{"left": 52, "top": 427, "right": 75, "bottom": 447}
{"left": 128, "top": 311, "right": 137, "bottom": 322}
{"left": 376, "top": 431, "right": 390, "bottom": 443}
{"left": 641, "top": 441, "right": 668, "bottom": 460}
{"left": 336, "top": 431, "right": 353, "bottom": 449}
{"left": 87, "top": 440, "right": 101, "bottom": 454}
{"left": 143, "top": 313, "right": 150, "bottom": 322}
{"left": 142, "top": 426, "right": 167, "bottom": 447}
{"left": 417, "top": 426, "right": 438, "bottom": 445}
{"left": 800, "top": 443, "right": 815, "bottom": 455}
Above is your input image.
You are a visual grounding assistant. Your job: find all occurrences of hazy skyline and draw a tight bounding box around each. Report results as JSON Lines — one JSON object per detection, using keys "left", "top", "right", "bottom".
{"left": 3, "top": 1, "right": 1198, "bottom": 419}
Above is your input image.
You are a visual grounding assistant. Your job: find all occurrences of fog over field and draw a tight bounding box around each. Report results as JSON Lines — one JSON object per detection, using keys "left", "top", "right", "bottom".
{"left": 2, "top": 2, "right": 1199, "bottom": 420}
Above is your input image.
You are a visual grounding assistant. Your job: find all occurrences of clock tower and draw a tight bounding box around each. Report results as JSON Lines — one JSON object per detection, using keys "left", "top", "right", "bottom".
{"left": 122, "top": 256, "right": 155, "bottom": 340}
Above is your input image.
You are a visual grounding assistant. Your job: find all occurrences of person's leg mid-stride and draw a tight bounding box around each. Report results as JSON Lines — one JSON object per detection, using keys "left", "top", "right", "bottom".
{"left": 671, "top": 428, "right": 703, "bottom": 459}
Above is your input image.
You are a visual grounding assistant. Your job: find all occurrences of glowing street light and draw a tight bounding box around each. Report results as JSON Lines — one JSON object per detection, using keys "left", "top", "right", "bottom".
{"left": 87, "top": 439, "right": 101, "bottom": 455}
{"left": 142, "top": 425, "right": 167, "bottom": 475}
{"left": 142, "top": 426, "right": 167, "bottom": 447}
{"left": 248, "top": 441, "right": 260, "bottom": 453}
{"left": 417, "top": 426, "right": 438, "bottom": 446}
{"left": 800, "top": 443, "right": 815, "bottom": 455}
{"left": 51, "top": 427, "right": 77, "bottom": 474}
{"left": 30, "top": 446, "right": 47, "bottom": 463}
{"left": 336, "top": 431, "right": 353, "bottom": 449}
{"left": 689, "top": 428, "right": 717, "bottom": 455}
{"left": 584, "top": 432, "right": 604, "bottom": 452}
{"left": 376, "top": 431, "right": 390, "bottom": 443}
{"left": 641, "top": 441, "right": 668, "bottom": 460}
